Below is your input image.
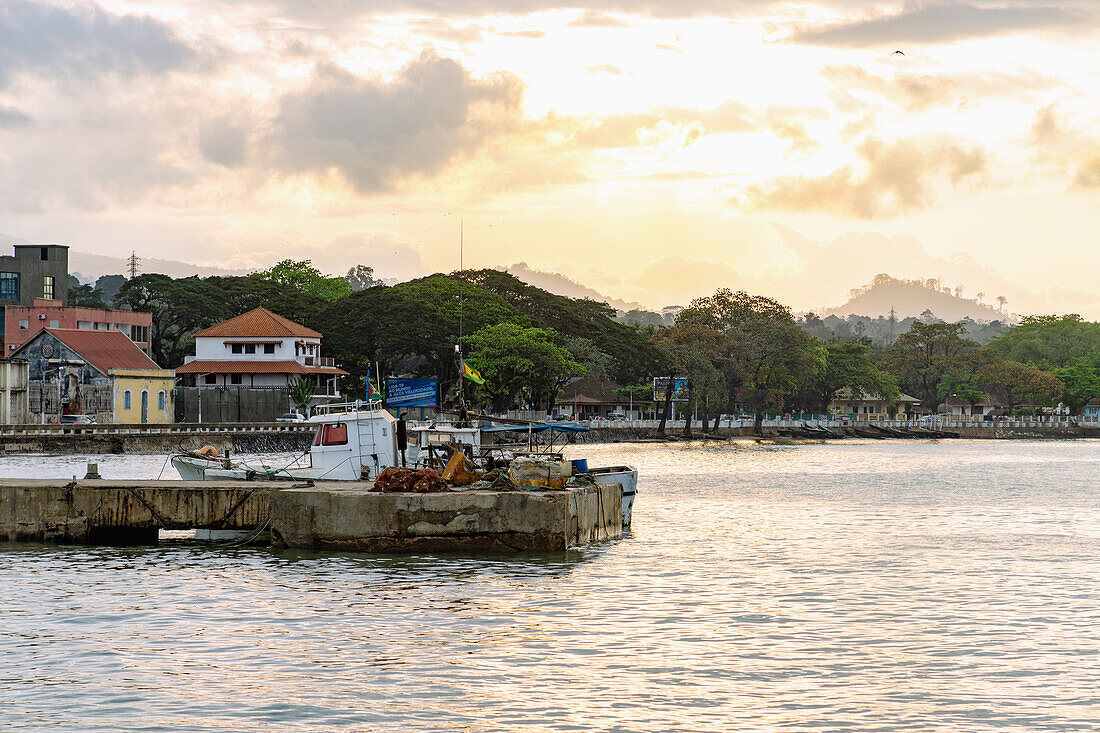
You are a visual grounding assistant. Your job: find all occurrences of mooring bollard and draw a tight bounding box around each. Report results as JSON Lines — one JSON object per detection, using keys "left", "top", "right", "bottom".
{"left": 84, "top": 463, "right": 101, "bottom": 480}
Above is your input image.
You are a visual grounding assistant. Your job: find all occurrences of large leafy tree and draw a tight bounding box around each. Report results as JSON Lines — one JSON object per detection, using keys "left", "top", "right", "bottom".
{"left": 987, "top": 315, "right": 1100, "bottom": 370}
{"left": 464, "top": 323, "right": 585, "bottom": 412}
{"left": 808, "top": 341, "right": 899, "bottom": 413}
{"left": 677, "top": 289, "right": 823, "bottom": 432}
{"left": 456, "top": 269, "right": 662, "bottom": 385}
{"left": 1052, "top": 356, "right": 1100, "bottom": 414}
{"left": 115, "top": 274, "right": 325, "bottom": 367}
{"left": 976, "top": 358, "right": 1064, "bottom": 412}
{"left": 311, "top": 275, "right": 523, "bottom": 398}
{"left": 880, "top": 322, "right": 979, "bottom": 412}
{"left": 250, "top": 259, "right": 352, "bottom": 301}
{"left": 67, "top": 275, "right": 107, "bottom": 308}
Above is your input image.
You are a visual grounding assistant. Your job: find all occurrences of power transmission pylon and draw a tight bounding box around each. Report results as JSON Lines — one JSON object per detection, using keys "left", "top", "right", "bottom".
{"left": 127, "top": 251, "right": 140, "bottom": 279}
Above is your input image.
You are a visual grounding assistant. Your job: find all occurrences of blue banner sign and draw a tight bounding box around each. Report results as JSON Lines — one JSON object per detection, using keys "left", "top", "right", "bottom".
{"left": 652, "top": 376, "right": 690, "bottom": 402}
{"left": 385, "top": 378, "right": 438, "bottom": 408}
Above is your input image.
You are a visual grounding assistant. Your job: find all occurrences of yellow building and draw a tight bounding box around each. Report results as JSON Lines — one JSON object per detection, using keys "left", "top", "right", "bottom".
{"left": 110, "top": 368, "right": 176, "bottom": 424}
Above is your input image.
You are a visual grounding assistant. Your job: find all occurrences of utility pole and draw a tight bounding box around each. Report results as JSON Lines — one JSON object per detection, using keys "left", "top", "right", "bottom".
{"left": 127, "top": 251, "right": 140, "bottom": 279}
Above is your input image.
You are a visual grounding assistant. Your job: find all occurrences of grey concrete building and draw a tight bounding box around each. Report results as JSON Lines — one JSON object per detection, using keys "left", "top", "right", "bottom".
{"left": 0, "top": 244, "right": 69, "bottom": 309}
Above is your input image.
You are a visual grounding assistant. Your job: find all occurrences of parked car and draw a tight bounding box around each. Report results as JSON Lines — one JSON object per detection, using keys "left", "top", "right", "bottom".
{"left": 59, "top": 414, "right": 95, "bottom": 425}
{"left": 276, "top": 412, "right": 307, "bottom": 422}
{"left": 607, "top": 412, "right": 626, "bottom": 420}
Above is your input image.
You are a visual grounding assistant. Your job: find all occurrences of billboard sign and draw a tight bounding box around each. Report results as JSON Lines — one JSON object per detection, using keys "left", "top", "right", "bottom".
{"left": 653, "top": 376, "right": 690, "bottom": 402}
{"left": 385, "top": 378, "right": 438, "bottom": 408}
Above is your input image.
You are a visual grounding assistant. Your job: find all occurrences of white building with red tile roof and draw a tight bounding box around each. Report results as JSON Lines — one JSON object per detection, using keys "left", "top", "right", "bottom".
{"left": 175, "top": 307, "right": 347, "bottom": 402}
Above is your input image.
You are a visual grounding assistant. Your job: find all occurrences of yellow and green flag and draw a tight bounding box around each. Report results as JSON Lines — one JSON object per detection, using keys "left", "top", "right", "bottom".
{"left": 461, "top": 361, "right": 485, "bottom": 384}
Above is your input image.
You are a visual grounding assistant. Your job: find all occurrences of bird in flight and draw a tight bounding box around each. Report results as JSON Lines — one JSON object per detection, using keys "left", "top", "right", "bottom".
{"left": 892, "top": 50, "right": 905, "bottom": 56}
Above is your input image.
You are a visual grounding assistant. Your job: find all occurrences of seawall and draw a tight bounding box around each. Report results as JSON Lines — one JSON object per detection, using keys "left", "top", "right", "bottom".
{"left": 0, "top": 479, "right": 622, "bottom": 552}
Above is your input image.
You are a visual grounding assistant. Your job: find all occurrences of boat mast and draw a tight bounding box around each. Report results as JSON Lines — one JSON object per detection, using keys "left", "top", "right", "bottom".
{"left": 456, "top": 219, "right": 467, "bottom": 418}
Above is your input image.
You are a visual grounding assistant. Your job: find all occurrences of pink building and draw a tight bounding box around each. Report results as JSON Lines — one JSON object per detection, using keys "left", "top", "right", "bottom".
{"left": 4, "top": 298, "right": 152, "bottom": 357}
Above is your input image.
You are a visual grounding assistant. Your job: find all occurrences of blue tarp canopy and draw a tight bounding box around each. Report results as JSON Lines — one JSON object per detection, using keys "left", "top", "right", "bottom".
{"left": 479, "top": 421, "right": 589, "bottom": 434}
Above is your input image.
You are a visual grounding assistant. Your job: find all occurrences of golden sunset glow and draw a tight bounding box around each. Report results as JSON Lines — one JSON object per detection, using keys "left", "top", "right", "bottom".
{"left": 0, "top": 1, "right": 1097, "bottom": 315}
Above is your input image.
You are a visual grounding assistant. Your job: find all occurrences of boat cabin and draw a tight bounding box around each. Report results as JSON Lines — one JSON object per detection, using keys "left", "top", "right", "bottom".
{"left": 307, "top": 402, "right": 399, "bottom": 480}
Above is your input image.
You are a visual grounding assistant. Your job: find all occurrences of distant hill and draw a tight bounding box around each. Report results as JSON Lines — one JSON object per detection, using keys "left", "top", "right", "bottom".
{"left": 68, "top": 251, "right": 251, "bottom": 282}
{"left": 503, "top": 262, "right": 644, "bottom": 311}
{"left": 822, "top": 274, "right": 1011, "bottom": 323}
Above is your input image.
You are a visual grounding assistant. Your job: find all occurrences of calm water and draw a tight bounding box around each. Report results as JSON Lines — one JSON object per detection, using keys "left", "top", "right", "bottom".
{"left": 3, "top": 440, "right": 1100, "bottom": 732}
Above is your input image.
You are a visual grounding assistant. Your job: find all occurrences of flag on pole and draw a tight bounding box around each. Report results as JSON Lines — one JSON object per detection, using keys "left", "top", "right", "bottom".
{"left": 461, "top": 361, "right": 485, "bottom": 384}
{"left": 365, "top": 373, "right": 382, "bottom": 401}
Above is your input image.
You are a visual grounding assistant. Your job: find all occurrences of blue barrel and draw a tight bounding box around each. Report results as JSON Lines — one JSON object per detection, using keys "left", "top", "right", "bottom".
{"left": 570, "top": 458, "right": 588, "bottom": 474}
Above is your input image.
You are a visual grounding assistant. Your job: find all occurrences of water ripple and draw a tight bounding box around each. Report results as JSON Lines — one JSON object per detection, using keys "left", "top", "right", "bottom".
{"left": 2, "top": 440, "right": 1100, "bottom": 731}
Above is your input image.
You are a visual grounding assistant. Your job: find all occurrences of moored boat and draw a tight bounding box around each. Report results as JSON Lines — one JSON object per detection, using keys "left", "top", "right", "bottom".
{"left": 170, "top": 405, "right": 637, "bottom": 526}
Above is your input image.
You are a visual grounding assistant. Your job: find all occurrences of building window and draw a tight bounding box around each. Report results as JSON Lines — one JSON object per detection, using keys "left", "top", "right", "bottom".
{"left": 204, "top": 374, "right": 216, "bottom": 385}
{"left": 40, "top": 247, "right": 48, "bottom": 261}
{"left": 0, "top": 272, "right": 19, "bottom": 300}
{"left": 158, "top": 391, "right": 166, "bottom": 410}
{"left": 42, "top": 276, "right": 54, "bottom": 300}
{"left": 77, "top": 321, "right": 92, "bottom": 329}
{"left": 49, "top": 320, "right": 59, "bottom": 328}
{"left": 130, "top": 325, "right": 148, "bottom": 343}
{"left": 124, "top": 390, "right": 132, "bottom": 409}
{"left": 321, "top": 423, "right": 348, "bottom": 446}
{"left": 231, "top": 343, "right": 243, "bottom": 354}
{"left": 230, "top": 374, "right": 242, "bottom": 385}
{"left": 18, "top": 320, "right": 28, "bottom": 330}
{"left": 264, "top": 344, "right": 275, "bottom": 354}
{"left": 244, "top": 344, "right": 256, "bottom": 354}
{"left": 95, "top": 322, "right": 108, "bottom": 330}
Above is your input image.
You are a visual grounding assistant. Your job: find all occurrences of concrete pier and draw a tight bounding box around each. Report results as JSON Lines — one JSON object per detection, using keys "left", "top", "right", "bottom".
{"left": 0, "top": 479, "right": 622, "bottom": 551}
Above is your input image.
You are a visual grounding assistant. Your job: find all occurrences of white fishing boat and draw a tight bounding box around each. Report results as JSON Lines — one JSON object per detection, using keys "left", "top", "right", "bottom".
{"left": 172, "top": 401, "right": 399, "bottom": 482}
{"left": 171, "top": 404, "right": 637, "bottom": 527}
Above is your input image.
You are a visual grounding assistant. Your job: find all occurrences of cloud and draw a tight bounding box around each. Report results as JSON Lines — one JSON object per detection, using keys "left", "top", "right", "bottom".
{"left": 741, "top": 136, "right": 987, "bottom": 218}
{"left": 198, "top": 115, "right": 252, "bottom": 167}
{"left": 265, "top": 51, "right": 524, "bottom": 192}
{"left": 328, "top": 233, "right": 430, "bottom": 280}
{"left": 0, "top": 105, "right": 30, "bottom": 127}
{"left": 496, "top": 29, "right": 545, "bottom": 38}
{"left": 1073, "top": 155, "right": 1100, "bottom": 189}
{"left": 789, "top": 3, "right": 1088, "bottom": 46}
{"left": 585, "top": 64, "right": 626, "bottom": 75}
{"left": 568, "top": 11, "right": 630, "bottom": 28}
{"left": 823, "top": 64, "right": 1055, "bottom": 112}
{"left": 0, "top": 1, "right": 197, "bottom": 88}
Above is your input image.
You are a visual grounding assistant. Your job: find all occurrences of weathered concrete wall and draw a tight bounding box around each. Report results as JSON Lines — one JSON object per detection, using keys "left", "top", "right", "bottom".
{"left": 0, "top": 479, "right": 622, "bottom": 551}
{"left": 0, "top": 479, "right": 274, "bottom": 543}
{"left": 269, "top": 482, "right": 622, "bottom": 552}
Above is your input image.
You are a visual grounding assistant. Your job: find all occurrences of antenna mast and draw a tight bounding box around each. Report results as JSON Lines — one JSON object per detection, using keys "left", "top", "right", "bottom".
{"left": 457, "top": 219, "right": 466, "bottom": 415}
{"left": 127, "top": 251, "right": 140, "bottom": 279}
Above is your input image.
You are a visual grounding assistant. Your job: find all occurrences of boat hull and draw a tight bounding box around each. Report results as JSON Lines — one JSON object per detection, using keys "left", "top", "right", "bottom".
{"left": 588, "top": 465, "right": 637, "bottom": 527}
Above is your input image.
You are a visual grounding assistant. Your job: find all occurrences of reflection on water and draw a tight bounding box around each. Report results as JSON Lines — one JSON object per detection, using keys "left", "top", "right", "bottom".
{"left": 3, "top": 440, "right": 1100, "bottom": 731}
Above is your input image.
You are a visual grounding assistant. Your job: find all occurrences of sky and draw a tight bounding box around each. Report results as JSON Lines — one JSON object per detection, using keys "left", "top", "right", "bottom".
{"left": 0, "top": 0, "right": 1097, "bottom": 316}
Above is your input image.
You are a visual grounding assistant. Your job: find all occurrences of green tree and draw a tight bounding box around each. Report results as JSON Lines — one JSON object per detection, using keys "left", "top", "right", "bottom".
{"left": 312, "top": 275, "right": 523, "bottom": 399}
{"left": 987, "top": 315, "right": 1100, "bottom": 370}
{"left": 880, "top": 322, "right": 979, "bottom": 413}
{"left": 977, "top": 358, "right": 1064, "bottom": 412}
{"left": 1052, "top": 356, "right": 1100, "bottom": 414}
{"left": 677, "top": 289, "right": 823, "bottom": 433}
{"left": 809, "top": 341, "right": 899, "bottom": 413}
{"left": 345, "top": 264, "right": 381, "bottom": 291}
{"left": 115, "top": 273, "right": 325, "bottom": 367}
{"left": 456, "top": 269, "right": 662, "bottom": 385}
{"left": 250, "top": 259, "right": 352, "bottom": 301}
{"left": 464, "top": 323, "right": 585, "bottom": 413}
{"left": 67, "top": 275, "right": 107, "bottom": 308}
{"left": 289, "top": 376, "right": 316, "bottom": 414}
